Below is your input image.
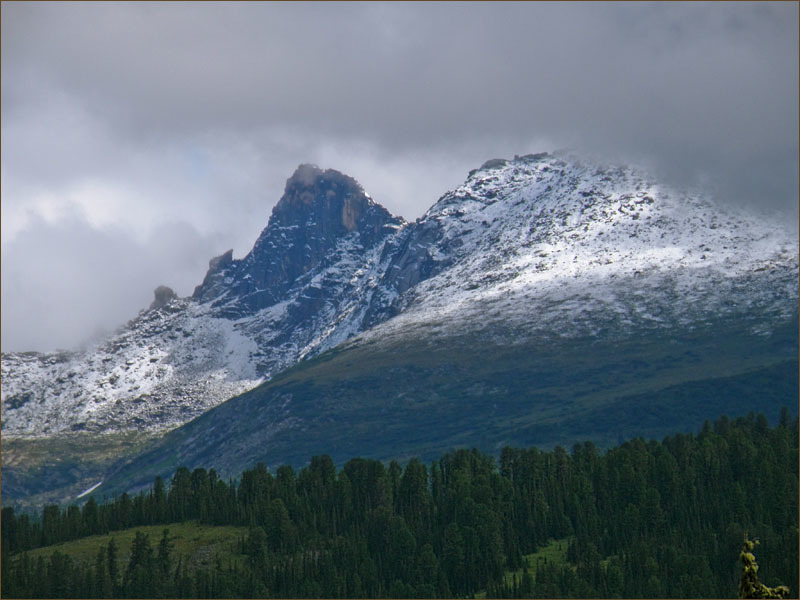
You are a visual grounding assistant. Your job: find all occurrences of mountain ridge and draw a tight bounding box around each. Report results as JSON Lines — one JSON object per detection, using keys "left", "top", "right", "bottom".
{"left": 2, "top": 152, "right": 797, "bottom": 443}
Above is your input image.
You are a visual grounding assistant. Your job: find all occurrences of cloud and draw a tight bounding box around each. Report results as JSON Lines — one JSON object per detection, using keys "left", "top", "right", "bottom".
{"left": 0, "top": 211, "right": 224, "bottom": 352}
{"left": 2, "top": 1, "right": 797, "bottom": 351}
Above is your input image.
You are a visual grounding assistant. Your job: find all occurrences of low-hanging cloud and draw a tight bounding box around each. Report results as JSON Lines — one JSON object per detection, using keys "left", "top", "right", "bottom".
{"left": 0, "top": 212, "right": 224, "bottom": 352}
{"left": 2, "top": 1, "right": 797, "bottom": 352}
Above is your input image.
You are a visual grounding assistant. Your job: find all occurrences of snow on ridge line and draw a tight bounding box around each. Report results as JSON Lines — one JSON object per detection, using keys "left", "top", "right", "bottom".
{"left": 351, "top": 155, "right": 797, "bottom": 345}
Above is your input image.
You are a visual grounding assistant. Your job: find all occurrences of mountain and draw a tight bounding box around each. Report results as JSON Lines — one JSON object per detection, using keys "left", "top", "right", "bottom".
{"left": 2, "top": 151, "right": 797, "bottom": 504}
{"left": 101, "top": 152, "right": 797, "bottom": 496}
{"left": 359, "top": 153, "right": 797, "bottom": 339}
{"left": 1, "top": 165, "right": 405, "bottom": 436}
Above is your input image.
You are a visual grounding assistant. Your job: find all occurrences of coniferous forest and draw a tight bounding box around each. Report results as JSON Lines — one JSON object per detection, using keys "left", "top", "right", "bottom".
{"left": 1, "top": 412, "right": 797, "bottom": 598}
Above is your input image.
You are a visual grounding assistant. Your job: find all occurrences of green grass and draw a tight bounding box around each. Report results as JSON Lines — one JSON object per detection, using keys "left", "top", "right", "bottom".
{"left": 20, "top": 522, "right": 248, "bottom": 571}
{"left": 476, "top": 537, "right": 573, "bottom": 598}
{"left": 518, "top": 538, "right": 573, "bottom": 578}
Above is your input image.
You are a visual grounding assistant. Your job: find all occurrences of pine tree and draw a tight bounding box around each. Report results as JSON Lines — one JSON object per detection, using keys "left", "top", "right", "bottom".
{"left": 153, "top": 476, "right": 168, "bottom": 523}
{"left": 94, "top": 543, "right": 113, "bottom": 599}
{"left": 157, "top": 528, "right": 174, "bottom": 576}
{"left": 107, "top": 536, "right": 119, "bottom": 592}
{"left": 125, "top": 531, "right": 154, "bottom": 597}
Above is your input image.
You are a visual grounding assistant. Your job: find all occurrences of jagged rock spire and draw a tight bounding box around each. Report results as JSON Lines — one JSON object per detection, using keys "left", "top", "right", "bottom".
{"left": 149, "top": 285, "right": 177, "bottom": 310}
{"left": 192, "top": 164, "right": 404, "bottom": 313}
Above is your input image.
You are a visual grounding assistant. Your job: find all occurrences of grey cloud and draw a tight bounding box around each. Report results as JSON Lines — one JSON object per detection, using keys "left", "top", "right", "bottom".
{"left": 5, "top": 4, "right": 795, "bottom": 143}
{"left": 3, "top": 3, "right": 796, "bottom": 181}
{"left": 0, "top": 212, "right": 225, "bottom": 353}
{"left": 2, "top": 1, "right": 797, "bottom": 351}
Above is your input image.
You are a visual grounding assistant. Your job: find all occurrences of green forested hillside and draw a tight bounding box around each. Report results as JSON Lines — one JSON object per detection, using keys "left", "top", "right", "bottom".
{"left": 99, "top": 314, "right": 799, "bottom": 498}
{"left": 2, "top": 413, "right": 797, "bottom": 598}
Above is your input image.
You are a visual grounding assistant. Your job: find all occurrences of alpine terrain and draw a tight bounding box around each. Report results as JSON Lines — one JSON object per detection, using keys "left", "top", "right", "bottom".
{"left": 1, "top": 165, "right": 404, "bottom": 436}
{"left": 2, "top": 151, "right": 797, "bottom": 505}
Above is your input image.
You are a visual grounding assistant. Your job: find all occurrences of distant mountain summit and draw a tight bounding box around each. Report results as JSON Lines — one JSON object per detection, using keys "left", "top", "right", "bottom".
{"left": 369, "top": 152, "right": 797, "bottom": 342}
{"left": 193, "top": 164, "right": 403, "bottom": 312}
{"left": 2, "top": 153, "right": 797, "bottom": 438}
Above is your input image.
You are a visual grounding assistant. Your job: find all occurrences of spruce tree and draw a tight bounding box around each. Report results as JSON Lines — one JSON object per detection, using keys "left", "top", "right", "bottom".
{"left": 107, "top": 536, "right": 119, "bottom": 592}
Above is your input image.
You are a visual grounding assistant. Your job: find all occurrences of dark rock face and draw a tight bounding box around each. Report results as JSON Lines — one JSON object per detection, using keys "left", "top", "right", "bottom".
{"left": 356, "top": 219, "right": 449, "bottom": 329}
{"left": 149, "top": 285, "right": 178, "bottom": 310}
{"left": 381, "top": 219, "right": 447, "bottom": 297}
{"left": 193, "top": 164, "right": 405, "bottom": 316}
{"left": 192, "top": 250, "right": 233, "bottom": 302}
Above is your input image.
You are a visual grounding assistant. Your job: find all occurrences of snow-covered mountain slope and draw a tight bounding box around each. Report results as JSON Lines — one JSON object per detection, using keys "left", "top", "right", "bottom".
{"left": 1, "top": 300, "right": 263, "bottom": 436}
{"left": 2, "top": 153, "right": 796, "bottom": 439}
{"left": 366, "top": 152, "right": 797, "bottom": 345}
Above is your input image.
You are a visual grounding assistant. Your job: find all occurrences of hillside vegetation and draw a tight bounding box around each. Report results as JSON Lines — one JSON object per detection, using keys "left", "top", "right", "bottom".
{"left": 100, "top": 314, "right": 798, "bottom": 497}
{"left": 2, "top": 412, "right": 797, "bottom": 598}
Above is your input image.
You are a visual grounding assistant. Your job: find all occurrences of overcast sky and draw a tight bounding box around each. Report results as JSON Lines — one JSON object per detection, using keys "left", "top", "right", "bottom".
{"left": 2, "top": 1, "right": 798, "bottom": 352}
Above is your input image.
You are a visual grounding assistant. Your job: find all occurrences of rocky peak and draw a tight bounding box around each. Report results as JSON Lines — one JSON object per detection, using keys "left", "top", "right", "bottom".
{"left": 149, "top": 285, "right": 178, "bottom": 310}
{"left": 270, "top": 164, "right": 388, "bottom": 237}
{"left": 192, "top": 250, "right": 234, "bottom": 301}
{"left": 193, "top": 165, "right": 405, "bottom": 312}
{"left": 208, "top": 249, "right": 233, "bottom": 272}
